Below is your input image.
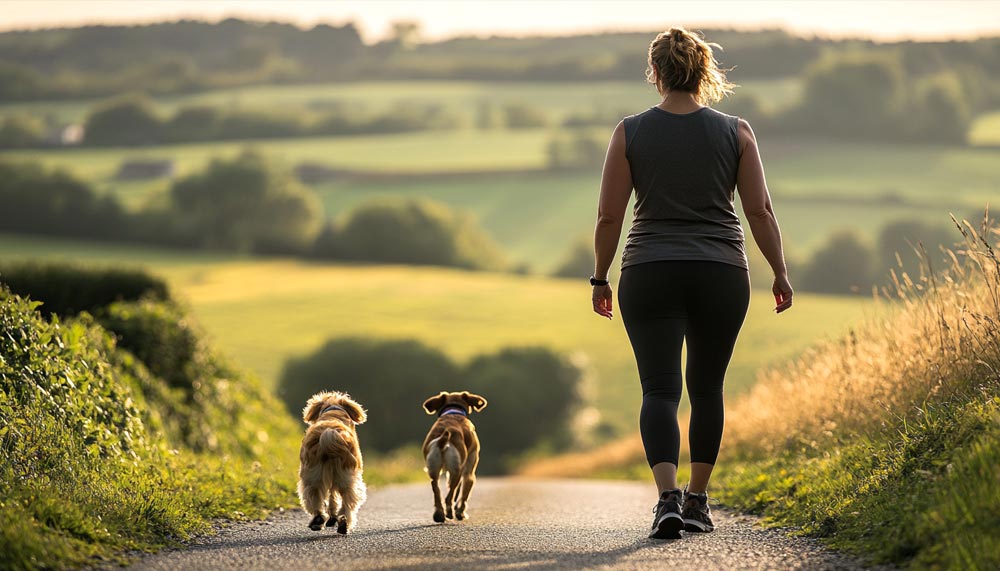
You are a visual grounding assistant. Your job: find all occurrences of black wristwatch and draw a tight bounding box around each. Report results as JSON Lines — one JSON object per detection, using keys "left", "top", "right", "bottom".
{"left": 590, "top": 276, "right": 609, "bottom": 286}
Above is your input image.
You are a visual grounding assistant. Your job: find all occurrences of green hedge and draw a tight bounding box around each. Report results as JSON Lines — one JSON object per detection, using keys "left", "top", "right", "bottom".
{"left": 0, "top": 261, "right": 169, "bottom": 318}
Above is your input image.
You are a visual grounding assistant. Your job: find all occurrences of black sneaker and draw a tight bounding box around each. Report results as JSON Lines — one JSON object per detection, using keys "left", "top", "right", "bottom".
{"left": 681, "top": 489, "right": 714, "bottom": 532}
{"left": 649, "top": 489, "right": 684, "bottom": 539}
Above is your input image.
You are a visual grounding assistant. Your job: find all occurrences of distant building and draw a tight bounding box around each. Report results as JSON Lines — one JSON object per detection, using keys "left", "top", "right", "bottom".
{"left": 115, "top": 159, "right": 176, "bottom": 180}
{"left": 43, "top": 123, "right": 85, "bottom": 146}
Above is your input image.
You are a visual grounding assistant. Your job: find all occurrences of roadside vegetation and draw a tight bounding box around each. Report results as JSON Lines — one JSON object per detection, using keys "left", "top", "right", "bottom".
{"left": 0, "top": 263, "right": 419, "bottom": 571}
{"left": 523, "top": 214, "right": 1000, "bottom": 570}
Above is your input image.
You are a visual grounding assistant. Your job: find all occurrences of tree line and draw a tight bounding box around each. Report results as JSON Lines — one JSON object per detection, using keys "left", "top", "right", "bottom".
{"left": 0, "top": 154, "right": 508, "bottom": 271}
{"left": 0, "top": 19, "right": 997, "bottom": 103}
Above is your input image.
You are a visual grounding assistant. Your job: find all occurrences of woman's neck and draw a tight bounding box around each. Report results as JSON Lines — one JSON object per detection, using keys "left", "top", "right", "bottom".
{"left": 656, "top": 91, "right": 703, "bottom": 114}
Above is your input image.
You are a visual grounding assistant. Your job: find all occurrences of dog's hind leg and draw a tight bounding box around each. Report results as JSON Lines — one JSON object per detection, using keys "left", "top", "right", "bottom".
{"left": 427, "top": 444, "right": 447, "bottom": 523}
{"left": 455, "top": 449, "right": 480, "bottom": 520}
{"left": 325, "top": 490, "right": 341, "bottom": 528}
{"left": 298, "top": 479, "right": 328, "bottom": 531}
{"left": 443, "top": 441, "right": 465, "bottom": 520}
{"left": 335, "top": 479, "right": 366, "bottom": 534}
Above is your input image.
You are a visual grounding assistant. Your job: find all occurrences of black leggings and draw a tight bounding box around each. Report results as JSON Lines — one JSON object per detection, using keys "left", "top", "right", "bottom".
{"left": 618, "top": 260, "right": 750, "bottom": 467}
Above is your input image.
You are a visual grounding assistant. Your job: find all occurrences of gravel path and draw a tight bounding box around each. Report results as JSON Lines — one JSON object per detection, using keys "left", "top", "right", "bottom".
{"left": 126, "top": 478, "right": 880, "bottom": 571}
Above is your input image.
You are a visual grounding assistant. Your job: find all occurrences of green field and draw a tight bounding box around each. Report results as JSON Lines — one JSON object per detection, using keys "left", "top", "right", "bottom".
{"left": 0, "top": 79, "right": 803, "bottom": 125}
{"left": 2, "top": 132, "right": 995, "bottom": 271}
{"left": 0, "top": 233, "right": 868, "bottom": 434}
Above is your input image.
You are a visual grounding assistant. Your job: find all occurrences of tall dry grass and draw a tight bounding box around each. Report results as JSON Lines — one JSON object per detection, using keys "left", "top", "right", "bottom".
{"left": 521, "top": 213, "right": 999, "bottom": 479}
{"left": 725, "top": 213, "right": 1000, "bottom": 457}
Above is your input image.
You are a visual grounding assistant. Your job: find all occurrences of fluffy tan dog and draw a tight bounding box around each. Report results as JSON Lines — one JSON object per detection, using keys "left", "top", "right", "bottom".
{"left": 298, "top": 391, "right": 367, "bottom": 534}
{"left": 421, "top": 391, "right": 488, "bottom": 523}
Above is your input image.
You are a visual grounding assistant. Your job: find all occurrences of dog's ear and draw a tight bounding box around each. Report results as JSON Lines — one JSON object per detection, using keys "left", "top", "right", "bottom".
{"left": 423, "top": 392, "right": 447, "bottom": 415}
{"left": 462, "top": 391, "right": 488, "bottom": 412}
{"left": 302, "top": 397, "right": 326, "bottom": 424}
{"left": 340, "top": 396, "right": 367, "bottom": 425}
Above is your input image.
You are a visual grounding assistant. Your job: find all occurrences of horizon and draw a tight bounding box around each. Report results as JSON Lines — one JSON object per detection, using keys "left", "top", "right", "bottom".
{"left": 2, "top": 0, "right": 999, "bottom": 43}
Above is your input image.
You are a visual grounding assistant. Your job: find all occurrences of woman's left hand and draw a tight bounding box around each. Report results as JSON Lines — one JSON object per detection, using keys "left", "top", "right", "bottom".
{"left": 592, "top": 284, "right": 614, "bottom": 320}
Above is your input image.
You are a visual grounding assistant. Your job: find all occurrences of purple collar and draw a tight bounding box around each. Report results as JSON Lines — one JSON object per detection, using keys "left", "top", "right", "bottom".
{"left": 439, "top": 405, "right": 467, "bottom": 418}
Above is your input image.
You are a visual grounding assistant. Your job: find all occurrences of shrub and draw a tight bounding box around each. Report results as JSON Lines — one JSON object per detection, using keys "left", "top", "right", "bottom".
{"left": 278, "top": 339, "right": 585, "bottom": 473}
{"left": 800, "top": 229, "right": 876, "bottom": 294}
{"left": 164, "top": 105, "right": 223, "bottom": 142}
{"left": 547, "top": 132, "right": 605, "bottom": 171}
{"left": 0, "top": 114, "right": 45, "bottom": 148}
{"left": 0, "top": 160, "right": 127, "bottom": 241}
{"left": 552, "top": 236, "right": 593, "bottom": 279}
{"left": 278, "top": 338, "right": 460, "bottom": 452}
{"left": 84, "top": 94, "right": 163, "bottom": 146}
{"left": 0, "top": 261, "right": 169, "bottom": 318}
{"left": 503, "top": 102, "right": 548, "bottom": 129}
{"left": 0, "top": 287, "right": 301, "bottom": 570}
{"left": 169, "top": 151, "right": 323, "bottom": 254}
{"left": 334, "top": 198, "right": 507, "bottom": 270}
{"left": 464, "top": 347, "right": 585, "bottom": 472}
{"left": 99, "top": 298, "right": 287, "bottom": 456}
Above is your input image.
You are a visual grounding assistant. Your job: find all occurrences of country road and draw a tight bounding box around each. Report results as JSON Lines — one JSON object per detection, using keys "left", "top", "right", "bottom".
{"left": 126, "top": 479, "right": 880, "bottom": 571}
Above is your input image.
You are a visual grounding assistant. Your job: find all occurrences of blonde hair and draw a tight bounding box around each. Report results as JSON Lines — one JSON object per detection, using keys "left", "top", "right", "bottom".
{"left": 645, "top": 27, "right": 735, "bottom": 105}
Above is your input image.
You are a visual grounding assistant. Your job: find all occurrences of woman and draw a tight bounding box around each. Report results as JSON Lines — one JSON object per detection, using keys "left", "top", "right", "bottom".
{"left": 590, "top": 27, "right": 793, "bottom": 540}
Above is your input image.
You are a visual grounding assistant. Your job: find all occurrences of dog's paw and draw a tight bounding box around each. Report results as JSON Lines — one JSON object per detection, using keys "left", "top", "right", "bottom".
{"left": 445, "top": 508, "right": 454, "bottom": 520}
{"left": 308, "top": 514, "right": 326, "bottom": 531}
{"left": 433, "top": 510, "right": 446, "bottom": 523}
{"left": 336, "top": 517, "right": 348, "bottom": 535}
{"left": 455, "top": 508, "right": 467, "bottom": 521}
{"left": 325, "top": 517, "right": 337, "bottom": 528}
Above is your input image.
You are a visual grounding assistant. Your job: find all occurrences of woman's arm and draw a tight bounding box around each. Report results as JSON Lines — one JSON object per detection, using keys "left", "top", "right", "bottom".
{"left": 592, "top": 121, "right": 633, "bottom": 319}
{"left": 735, "top": 118, "right": 794, "bottom": 313}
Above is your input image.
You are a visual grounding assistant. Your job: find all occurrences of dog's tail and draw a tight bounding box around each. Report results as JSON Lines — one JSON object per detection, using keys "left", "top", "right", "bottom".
{"left": 437, "top": 429, "right": 451, "bottom": 450}
{"left": 318, "top": 428, "right": 357, "bottom": 469}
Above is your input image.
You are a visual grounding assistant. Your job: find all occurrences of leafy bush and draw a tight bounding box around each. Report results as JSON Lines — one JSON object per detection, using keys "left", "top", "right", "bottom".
{"left": 170, "top": 151, "right": 323, "bottom": 254}
{"left": 0, "top": 261, "right": 169, "bottom": 318}
{"left": 464, "top": 347, "right": 584, "bottom": 472}
{"left": 799, "top": 229, "right": 875, "bottom": 294}
{"left": 0, "top": 286, "right": 301, "bottom": 570}
{"left": 552, "top": 236, "right": 593, "bottom": 279}
{"left": 279, "top": 338, "right": 459, "bottom": 451}
{"left": 0, "top": 160, "right": 126, "bottom": 241}
{"left": 0, "top": 114, "right": 45, "bottom": 148}
{"left": 84, "top": 94, "right": 163, "bottom": 146}
{"left": 332, "top": 198, "right": 507, "bottom": 270}
{"left": 99, "top": 298, "right": 289, "bottom": 456}
{"left": 278, "top": 338, "right": 584, "bottom": 473}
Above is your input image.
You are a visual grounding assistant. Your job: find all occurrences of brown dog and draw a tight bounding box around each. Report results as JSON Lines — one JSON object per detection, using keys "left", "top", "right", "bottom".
{"left": 421, "top": 391, "right": 488, "bottom": 523}
{"left": 298, "top": 391, "right": 367, "bottom": 534}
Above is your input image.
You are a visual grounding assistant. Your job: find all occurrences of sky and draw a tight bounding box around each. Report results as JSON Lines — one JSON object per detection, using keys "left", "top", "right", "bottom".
{"left": 1, "top": 0, "right": 999, "bottom": 42}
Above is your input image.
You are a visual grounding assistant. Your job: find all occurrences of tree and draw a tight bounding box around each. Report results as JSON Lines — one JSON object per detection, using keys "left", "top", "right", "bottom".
{"left": 169, "top": 151, "right": 323, "bottom": 253}
{"left": 800, "top": 230, "right": 875, "bottom": 294}
{"left": 84, "top": 94, "right": 163, "bottom": 146}
{"left": 0, "top": 114, "right": 45, "bottom": 148}
{"left": 464, "top": 348, "right": 584, "bottom": 473}
{"left": 552, "top": 237, "right": 593, "bottom": 279}
{"left": 793, "top": 53, "right": 907, "bottom": 141}
{"left": 909, "top": 72, "right": 972, "bottom": 144}
{"left": 278, "top": 338, "right": 460, "bottom": 452}
{"left": 335, "top": 199, "right": 507, "bottom": 270}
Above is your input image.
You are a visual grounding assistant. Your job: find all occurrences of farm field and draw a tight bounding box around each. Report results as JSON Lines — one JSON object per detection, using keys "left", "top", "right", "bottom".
{"left": 0, "top": 79, "right": 803, "bottom": 125}
{"left": 2, "top": 133, "right": 995, "bottom": 271}
{"left": 0, "top": 233, "right": 869, "bottom": 434}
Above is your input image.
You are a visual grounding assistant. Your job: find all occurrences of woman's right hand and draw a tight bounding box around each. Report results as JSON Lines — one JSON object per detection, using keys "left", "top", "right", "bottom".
{"left": 773, "top": 274, "right": 793, "bottom": 314}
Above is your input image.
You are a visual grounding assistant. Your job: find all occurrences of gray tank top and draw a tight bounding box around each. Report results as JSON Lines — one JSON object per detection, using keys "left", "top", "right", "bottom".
{"left": 621, "top": 106, "right": 748, "bottom": 270}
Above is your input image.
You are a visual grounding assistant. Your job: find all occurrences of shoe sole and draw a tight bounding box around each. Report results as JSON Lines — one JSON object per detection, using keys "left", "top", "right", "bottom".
{"left": 649, "top": 512, "right": 684, "bottom": 539}
{"left": 683, "top": 518, "right": 714, "bottom": 533}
